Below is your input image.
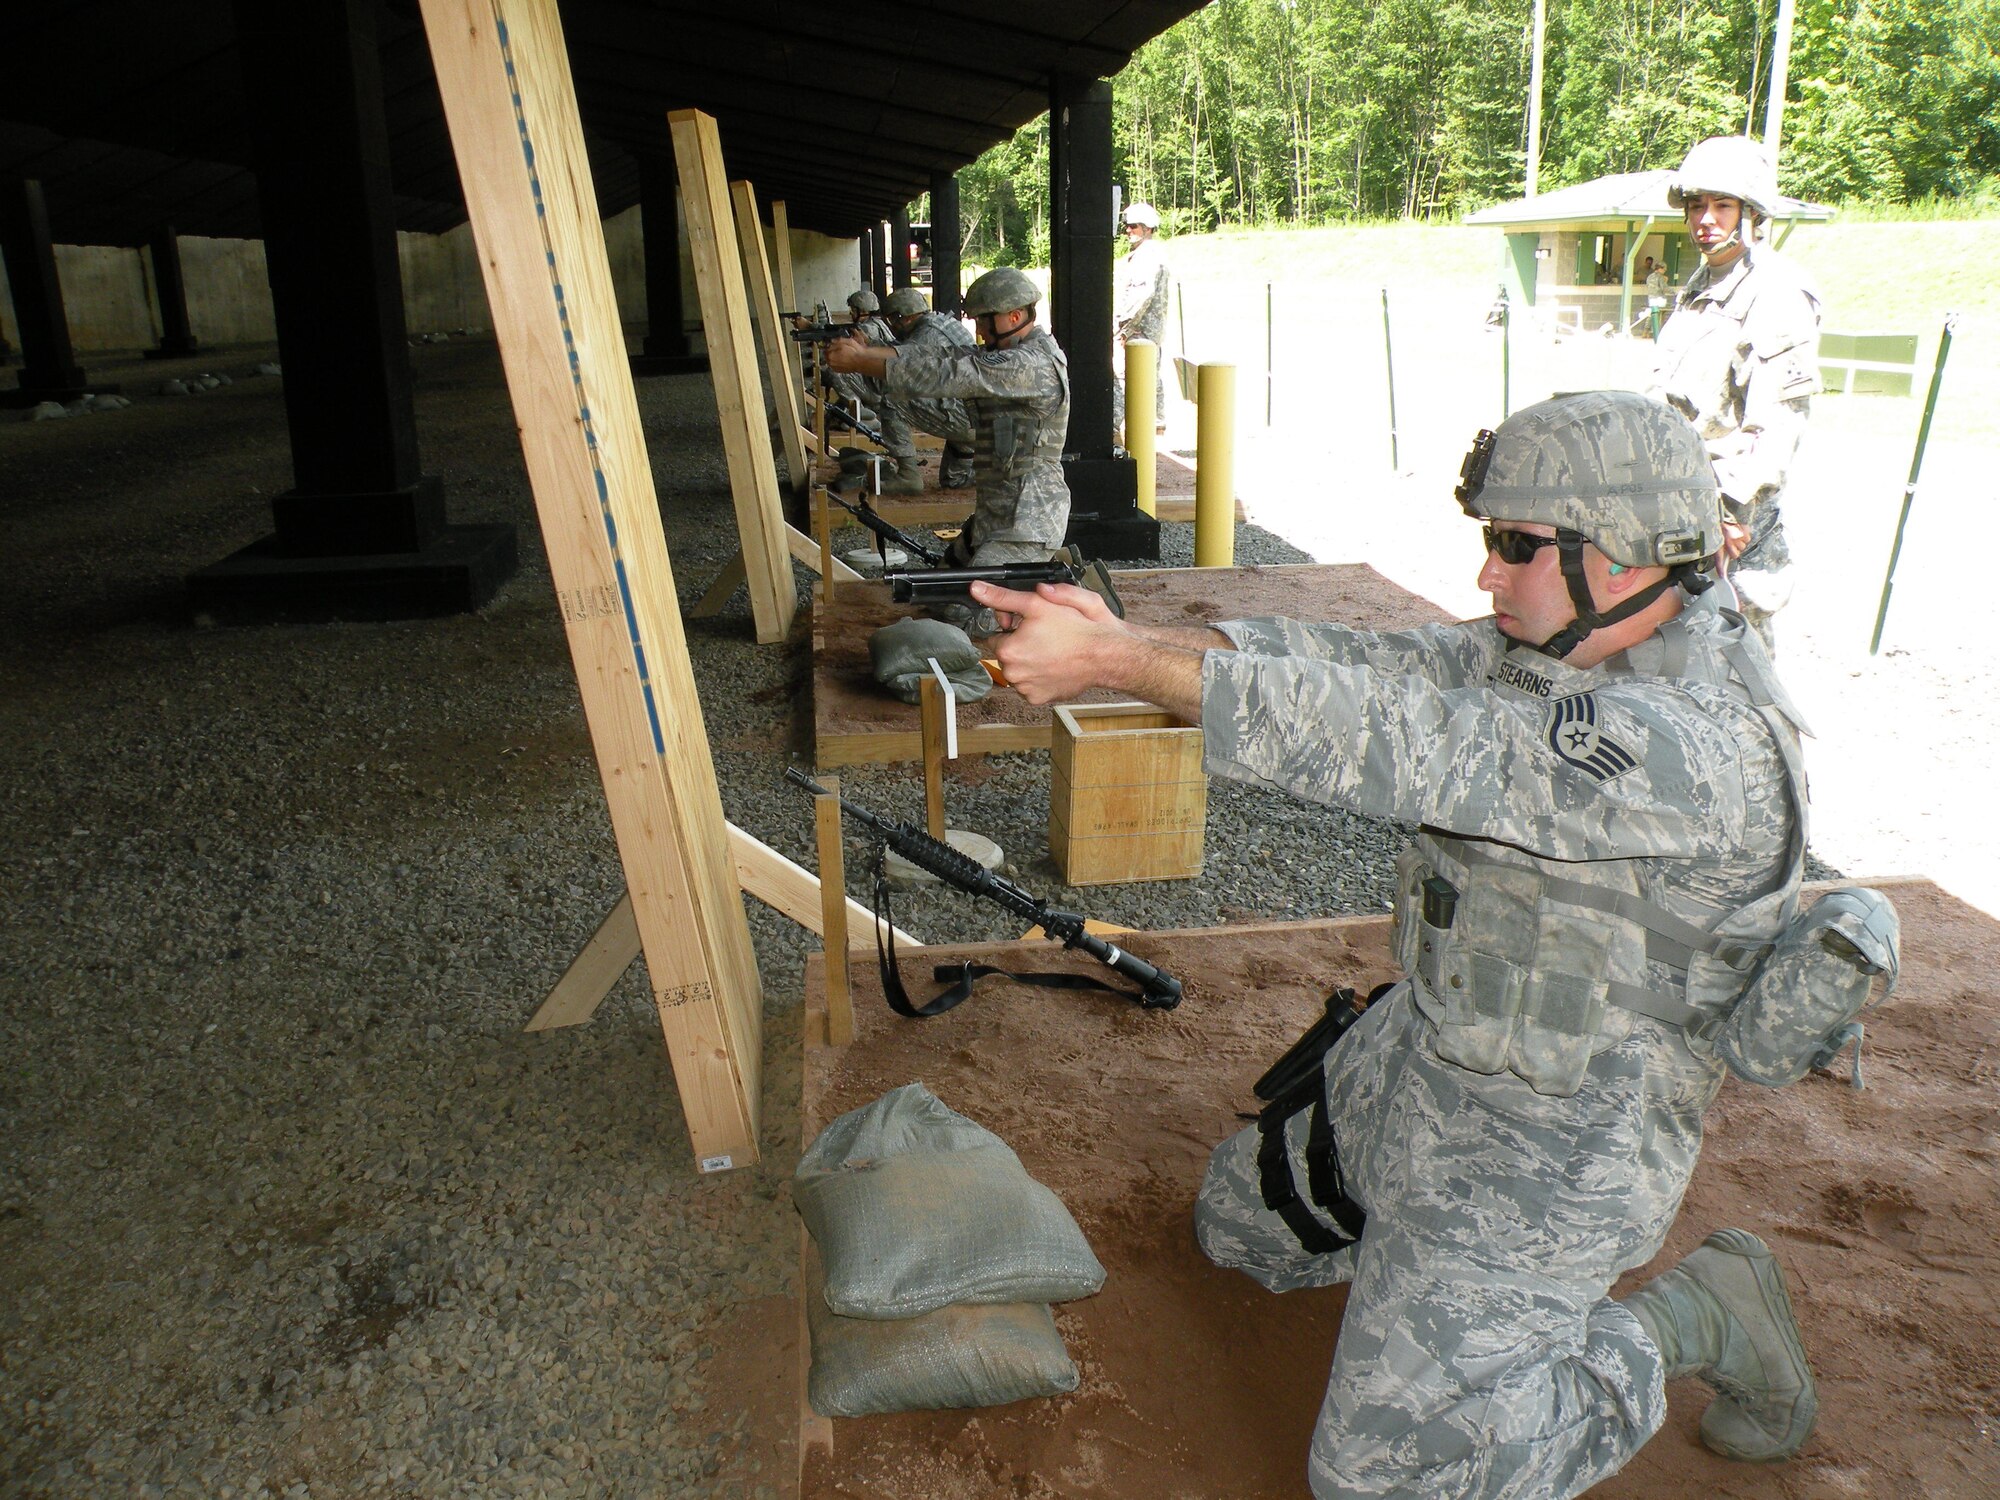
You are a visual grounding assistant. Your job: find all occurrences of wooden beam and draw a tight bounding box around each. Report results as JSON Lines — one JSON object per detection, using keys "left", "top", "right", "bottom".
{"left": 420, "top": 0, "right": 763, "bottom": 1170}
{"left": 731, "top": 823, "right": 919, "bottom": 948}
{"left": 670, "top": 107, "right": 798, "bottom": 645}
{"left": 771, "top": 199, "right": 797, "bottom": 314}
{"left": 771, "top": 197, "right": 807, "bottom": 414}
{"left": 527, "top": 827, "right": 921, "bottom": 1032}
{"left": 813, "top": 778, "right": 855, "bottom": 1046}
{"left": 787, "top": 526, "right": 864, "bottom": 582}
{"left": 919, "top": 675, "right": 949, "bottom": 840}
{"left": 730, "top": 178, "right": 810, "bottom": 493}
{"left": 686, "top": 552, "right": 748, "bottom": 619}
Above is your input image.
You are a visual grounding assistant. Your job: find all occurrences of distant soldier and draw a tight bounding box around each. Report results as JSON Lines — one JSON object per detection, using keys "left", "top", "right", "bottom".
{"left": 820, "top": 288, "right": 898, "bottom": 431}
{"left": 1114, "top": 201, "right": 1171, "bottom": 429}
{"left": 827, "top": 267, "right": 1070, "bottom": 633}
{"left": 1650, "top": 135, "right": 1822, "bottom": 655}
{"left": 877, "top": 287, "right": 977, "bottom": 493}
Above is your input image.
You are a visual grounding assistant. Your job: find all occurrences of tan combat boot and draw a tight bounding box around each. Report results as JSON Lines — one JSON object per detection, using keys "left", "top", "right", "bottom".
{"left": 878, "top": 455, "right": 926, "bottom": 496}
{"left": 1621, "top": 1228, "right": 1817, "bottom": 1462}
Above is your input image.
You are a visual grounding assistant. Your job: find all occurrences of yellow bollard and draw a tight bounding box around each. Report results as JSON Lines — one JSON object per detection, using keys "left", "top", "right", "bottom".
{"left": 1193, "top": 362, "right": 1236, "bottom": 567}
{"left": 1125, "top": 338, "right": 1158, "bottom": 518}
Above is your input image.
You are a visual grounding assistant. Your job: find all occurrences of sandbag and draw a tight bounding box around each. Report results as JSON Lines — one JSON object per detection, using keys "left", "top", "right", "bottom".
{"left": 803, "top": 1250, "right": 1078, "bottom": 1417}
{"left": 868, "top": 618, "right": 994, "bottom": 705}
{"left": 794, "top": 1082, "right": 1104, "bottom": 1319}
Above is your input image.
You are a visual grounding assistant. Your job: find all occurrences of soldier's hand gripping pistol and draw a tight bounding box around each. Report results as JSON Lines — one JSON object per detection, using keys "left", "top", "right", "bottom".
{"left": 881, "top": 546, "right": 1126, "bottom": 619}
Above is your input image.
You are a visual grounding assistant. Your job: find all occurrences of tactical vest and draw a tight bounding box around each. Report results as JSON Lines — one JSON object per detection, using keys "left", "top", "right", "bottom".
{"left": 1392, "top": 611, "right": 1810, "bottom": 1097}
{"left": 989, "top": 331, "right": 1070, "bottom": 479}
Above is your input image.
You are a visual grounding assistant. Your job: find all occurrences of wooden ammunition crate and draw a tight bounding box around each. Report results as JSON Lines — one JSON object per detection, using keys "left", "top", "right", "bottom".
{"left": 1049, "top": 703, "right": 1205, "bottom": 885}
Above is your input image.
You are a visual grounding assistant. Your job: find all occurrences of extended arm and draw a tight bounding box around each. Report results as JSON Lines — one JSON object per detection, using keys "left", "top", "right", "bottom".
{"left": 971, "top": 581, "right": 1221, "bottom": 721}
{"left": 825, "top": 337, "right": 897, "bottom": 382}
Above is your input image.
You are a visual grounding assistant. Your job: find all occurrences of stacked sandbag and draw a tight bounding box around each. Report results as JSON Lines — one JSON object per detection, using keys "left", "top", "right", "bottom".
{"left": 867, "top": 618, "right": 994, "bottom": 706}
{"left": 793, "top": 1082, "right": 1103, "bottom": 1417}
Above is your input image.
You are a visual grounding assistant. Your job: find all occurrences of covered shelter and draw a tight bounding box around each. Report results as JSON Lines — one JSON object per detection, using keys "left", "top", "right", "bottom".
{"left": 1465, "top": 169, "right": 1834, "bottom": 337}
{"left": 0, "top": 0, "right": 1202, "bottom": 616}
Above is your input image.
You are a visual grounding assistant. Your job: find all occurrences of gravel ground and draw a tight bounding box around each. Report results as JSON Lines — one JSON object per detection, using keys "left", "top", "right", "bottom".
{"left": 0, "top": 338, "right": 1427, "bottom": 1499}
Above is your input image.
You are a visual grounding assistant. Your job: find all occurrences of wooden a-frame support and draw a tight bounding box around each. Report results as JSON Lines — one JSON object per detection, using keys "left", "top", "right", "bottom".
{"left": 731, "top": 178, "right": 810, "bottom": 491}
{"left": 669, "top": 108, "right": 799, "bottom": 645}
{"left": 420, "top": 0, "right": 793, "bottom": 1169}
{"left": 681, "top": 177, "right": 839, "bottom": 621}
{"left": 527, "top": 823, "right": 917, "bottom": 1034}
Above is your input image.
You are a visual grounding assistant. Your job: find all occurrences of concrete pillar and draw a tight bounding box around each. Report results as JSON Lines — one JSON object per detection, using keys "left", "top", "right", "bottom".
{"left": 857, "top": 228, "right": 871, "bottom": 290}
{"left": 0, "top": 177, "right": 109, "bottom": 407}
{"left": 189, "top": 0, "right": 516, "bottom": 621}
{"left": 1048, "top": 74, "right": 1154, "bottom": 560}
{"left": 871, "top": 222, "right": 890, "bottom": 303}
{"left": 929, "top": 172, "right": 961, "bottom": 317}
{"left": 889, "top": 209, "right": 912, "bottom": 290}
{"left": 143, "top": 225, "right": 201, "bottom": 360}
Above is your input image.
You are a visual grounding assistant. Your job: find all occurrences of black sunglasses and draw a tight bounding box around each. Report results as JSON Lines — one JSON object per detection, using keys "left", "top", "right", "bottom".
{"left": 1482, "top": 525, "right": 1562, "bottom": 565}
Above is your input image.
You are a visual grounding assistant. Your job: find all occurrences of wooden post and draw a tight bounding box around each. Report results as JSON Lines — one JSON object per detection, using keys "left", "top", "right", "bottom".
{"left": 669, "top": 108, "right": 798, "bottom": 645}
{"left": 919, "top": 675, "right": 949, "bottom": 840}
{"left": 771, "top": 198, "right": 805, "bottom": 398}
{"left": 771, "top": 199, "right": 797, "bottom": 313}
{"left": 731, "top": 179, "right": 810, "bottom": 493}
{"left": 813, "top": 777, "right": 855, "bottom": 1046}
{"left": 419, "top": 0, "right": 763, "bottom": 1169}
{"left": 814, "top": 484, "right": 836, "bottom": 601}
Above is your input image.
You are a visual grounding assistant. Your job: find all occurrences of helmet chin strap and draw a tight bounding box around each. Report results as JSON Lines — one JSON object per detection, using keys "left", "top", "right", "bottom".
{"left": 1537, "top": 530, "right": 1678, "bottom": 660}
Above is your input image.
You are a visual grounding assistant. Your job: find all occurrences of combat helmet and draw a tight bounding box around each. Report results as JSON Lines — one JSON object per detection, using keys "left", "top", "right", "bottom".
{"left": 1667, "top": 136, "right": 1779, "bottom": 223}
{"left": 1456, "top": 390, "right": 1723, "bottom": 659}
{"left": 847, "top": 288, "right": 881, "bottom": 314}
{"left": 883, "top": 287, "right": 930, "bottom": 319}
{"left": 1123, "top": 201, "right": 1161, "bottom": 229}
{"left": 961, "top": 267, "right": 1041, "bottom": 318}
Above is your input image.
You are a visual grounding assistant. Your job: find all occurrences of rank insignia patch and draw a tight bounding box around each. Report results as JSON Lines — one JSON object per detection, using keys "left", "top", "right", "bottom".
{"left": 1545, "top": 693, "right": 1638, "bottom": 782}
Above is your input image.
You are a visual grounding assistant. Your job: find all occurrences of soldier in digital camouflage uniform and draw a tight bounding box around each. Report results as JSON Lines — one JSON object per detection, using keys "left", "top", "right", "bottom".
{"left": 1113, "top": 201, "right": 1171, "bottom": 427}
{"left": 828, "top": 267, "right": 1070, "bottom": 633}
{"left": 970, "top": 390, "right": 1820, "bottom": 1499}
{"left": 821, "top": 288, "right": 900, "bottom": 452}
{"left": 878, "top": 287, "right": 978, "bottom": 491}
{"left": 1650, "top": 135, "right": 1822, "bottom": 656}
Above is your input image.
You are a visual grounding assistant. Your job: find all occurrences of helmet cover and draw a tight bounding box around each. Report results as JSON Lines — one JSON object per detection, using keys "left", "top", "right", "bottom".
{"left": 961, "top": 267, "right": 1041, "bottom": 317}
{"left": 1456, "top": 391, "right": 1724, "bottom": 569}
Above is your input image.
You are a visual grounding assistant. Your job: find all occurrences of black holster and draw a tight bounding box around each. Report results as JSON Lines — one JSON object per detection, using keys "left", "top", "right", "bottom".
{"left": 1254, "top": 987, "right": 1376, "bottom": 1255}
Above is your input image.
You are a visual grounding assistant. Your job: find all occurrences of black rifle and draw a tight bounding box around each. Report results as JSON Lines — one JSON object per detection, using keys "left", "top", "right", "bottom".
{"left": 820, "top": 400, "right": 888, "bottom": 448}
{"left": 789, "top": 318, "right": 868, "bottom": 346}
{"left": 784, "top": 768, "right": 1182, "bottom": 1012}
{"left": 828, "top": 492, "right": 946, "bottom": 566}
{"left": 881, "top": 551, "right": 1126, "bottom": 619}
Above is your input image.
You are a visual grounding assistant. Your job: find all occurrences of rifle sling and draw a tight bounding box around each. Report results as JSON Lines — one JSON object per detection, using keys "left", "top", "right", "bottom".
{"left": 869, "top": 853, "right": 1157, "bottom": 1018}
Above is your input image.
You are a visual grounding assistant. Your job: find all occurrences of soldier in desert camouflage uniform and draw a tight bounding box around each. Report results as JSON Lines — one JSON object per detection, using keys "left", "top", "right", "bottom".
{"left": 971, "top": 390, "right": 1820, "bottom": 1499}
{"left": 828, "top": 267, "right": 1070, "bottom": 632}
{"left": 1650, "top": 136, "right": 1822, "bottom": 655}
{"left": 877, "top": 287, "right": 978, "bottom": 491}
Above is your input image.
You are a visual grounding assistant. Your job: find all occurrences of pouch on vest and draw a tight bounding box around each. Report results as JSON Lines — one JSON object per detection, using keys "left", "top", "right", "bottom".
{"left": 1711, "top": 887, "right": 1900, "bottom": 1088}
